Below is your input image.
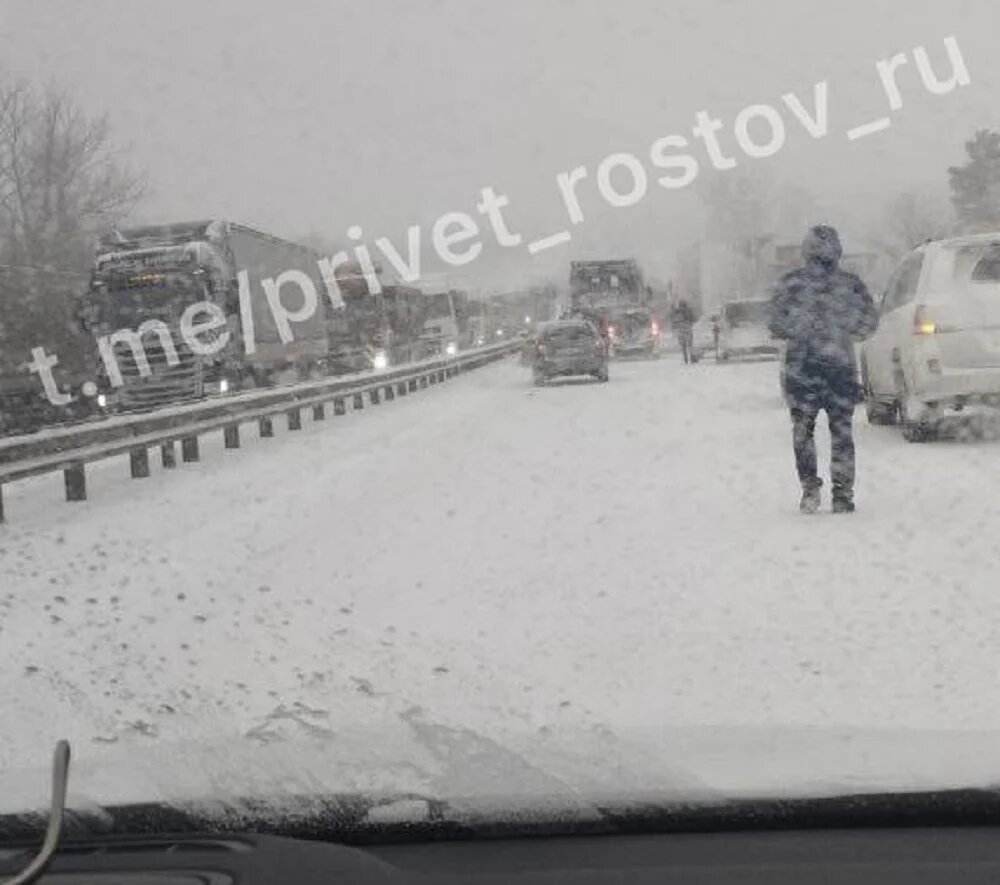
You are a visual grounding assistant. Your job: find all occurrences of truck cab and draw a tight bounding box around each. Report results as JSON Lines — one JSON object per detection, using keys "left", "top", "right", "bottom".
{"left": 84, "top": 228, "right": 240, "bottom": 413}
{"left": 418, "top": 289, "right": 470, "bottom": 357}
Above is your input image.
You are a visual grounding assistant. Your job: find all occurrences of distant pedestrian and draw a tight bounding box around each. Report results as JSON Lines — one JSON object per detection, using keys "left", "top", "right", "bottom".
{"left": 671, "top": 300, "right": 695, "bottom": 364}
{"left": 768, "top": 225, "right": 878, "bottom": 514}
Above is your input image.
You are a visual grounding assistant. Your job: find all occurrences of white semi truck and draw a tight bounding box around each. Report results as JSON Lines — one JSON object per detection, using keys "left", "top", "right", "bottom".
{"left": 80, "top": 220, "right": 335, "bottom": 412}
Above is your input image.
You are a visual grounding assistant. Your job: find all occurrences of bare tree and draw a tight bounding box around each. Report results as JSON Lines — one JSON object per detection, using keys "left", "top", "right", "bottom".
{"left": 864, "top": 191, "right": 954, "bottom": 262}
{"left": 0, "top": 79, "right": 145, "bottom": 388}
{"left": 0, "top": 79, "right": 145, "bottom": 271}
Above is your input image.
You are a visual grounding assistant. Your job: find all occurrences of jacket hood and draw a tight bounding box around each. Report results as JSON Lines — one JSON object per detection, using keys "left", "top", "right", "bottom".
{"left": 801, "top": 225, "right": 842, "bottom": 268}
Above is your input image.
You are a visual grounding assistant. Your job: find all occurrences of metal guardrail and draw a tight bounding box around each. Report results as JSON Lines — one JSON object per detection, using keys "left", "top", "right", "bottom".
{"left": 0, "top": 340, "right": 521, "bottom": 522}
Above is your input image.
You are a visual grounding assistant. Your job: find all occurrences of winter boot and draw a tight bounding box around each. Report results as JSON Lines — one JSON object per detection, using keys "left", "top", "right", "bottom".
{"left": 831, "top": 494, "right": 855, "bottom": 514}
{"left": 799, "top": 483, "right": 821, "bottom": 514}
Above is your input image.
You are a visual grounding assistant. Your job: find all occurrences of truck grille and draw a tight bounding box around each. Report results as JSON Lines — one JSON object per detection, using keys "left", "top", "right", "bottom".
{"left": 115, "top": 343, "right": 202, "bottom": 411}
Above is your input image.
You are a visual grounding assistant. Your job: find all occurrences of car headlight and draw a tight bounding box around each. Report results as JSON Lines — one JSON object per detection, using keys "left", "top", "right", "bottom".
{"left": 373, "top": 349, "right": 389, "bottom": 371}
{"left": 445, "top": 341, "right": 458, "bottom": 356}
{"left": 97, "top": 393, "right": 107, "bottom": 409}
{"left": 218, "top": 378, "right": 230, "bottom": 394}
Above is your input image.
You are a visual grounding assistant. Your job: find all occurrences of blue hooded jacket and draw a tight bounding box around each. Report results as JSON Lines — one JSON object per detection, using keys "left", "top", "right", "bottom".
{"left": 768, "top": 225, "right": 878, "bottom": 407}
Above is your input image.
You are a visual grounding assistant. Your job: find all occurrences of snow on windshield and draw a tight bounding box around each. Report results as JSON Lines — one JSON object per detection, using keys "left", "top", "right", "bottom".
{"left": 1, "top": 0, "right": 999, "bottom": 816}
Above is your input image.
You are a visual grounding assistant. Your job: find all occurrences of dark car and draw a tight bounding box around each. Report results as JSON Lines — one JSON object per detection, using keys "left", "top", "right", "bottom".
{"left": 608, "top": 306, "right": 660, "bottom": 359}
{"left": 530, "top": 320, "right": 609, "bottom": 386}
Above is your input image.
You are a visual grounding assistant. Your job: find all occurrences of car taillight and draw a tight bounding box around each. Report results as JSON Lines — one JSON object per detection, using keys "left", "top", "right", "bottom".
{"left": 914, "top": 305, "right": 936, "bottom": 335}
{"left": 913, "top": 305, "right": 955, "bottom": 335}
{"left": 651, "top": 321, "right": 660, "bottom": 336}
{"left": 608, "top": 325, "right": 616, "bottom": 338}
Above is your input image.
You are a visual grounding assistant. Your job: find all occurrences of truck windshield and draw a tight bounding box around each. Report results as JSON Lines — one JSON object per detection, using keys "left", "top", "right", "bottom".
{"left": 425, "top": 293, "right": 453, "bottom": 319}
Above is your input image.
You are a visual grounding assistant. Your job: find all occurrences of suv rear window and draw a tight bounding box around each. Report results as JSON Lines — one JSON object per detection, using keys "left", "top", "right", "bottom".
{"left": 543, "top": 324, "right": 594, "bottom": 342}
{"left": 970, "top": 246, "right": 1000, "bottom": 282}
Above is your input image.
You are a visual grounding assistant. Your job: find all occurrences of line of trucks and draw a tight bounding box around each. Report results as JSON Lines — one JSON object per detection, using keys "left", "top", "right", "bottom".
{"left": 72, "top": 220, "right": 476, "bottom": 414}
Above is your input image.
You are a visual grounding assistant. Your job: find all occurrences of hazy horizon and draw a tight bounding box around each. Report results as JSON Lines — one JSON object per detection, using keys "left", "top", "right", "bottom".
{"left": 2, "top": 0, "right": 996, "bottom": 291}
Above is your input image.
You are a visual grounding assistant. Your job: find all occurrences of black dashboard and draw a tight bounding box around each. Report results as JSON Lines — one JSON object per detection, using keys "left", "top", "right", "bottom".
{"left": 5, "top": 790, "right": 1000, "bottom": 884}
{"left": 6, "top": 827, "right": 1000, "bottom": 884}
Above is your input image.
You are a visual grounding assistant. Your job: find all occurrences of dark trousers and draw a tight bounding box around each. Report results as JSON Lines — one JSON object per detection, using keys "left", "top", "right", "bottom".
{"left": 790, "top": 402, "right": 855, "bottom": 496}
{"left": 677, "top": 331, "right": 692, "bottom": 363}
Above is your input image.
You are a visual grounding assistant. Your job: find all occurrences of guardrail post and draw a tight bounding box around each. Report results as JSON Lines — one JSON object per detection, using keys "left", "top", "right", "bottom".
{"left": 401, "top": 381, "right": 411, "bottom": 395}
{"left": 224, "top": 424, "right": 240, "bottom": 449}
{"left": 334, "top": 397, "right": 346, "bottom": 416}
{"left": 64, "top": 463, "right": 86, "bottom": 502}
{"left": 287, "top": 408, "right": 302, "bottom": 431}
{"left": 129, "top": 446, "right": 150, "bottom": 478}
{"left": 313, "top": 403, "right": 326, "bottom": 420}
{"left": 370, "top": 388, "right": 381, "bottom": 405}
{"left": 181, "top": 436, "right": 199, "bottom": 462}
{"left": 408, "top": 378, "right": 418, "bottom": 393}
{"left": 438, "top": 369, "right": 447, "bottom": 382}
{"left": 384, "top": 385, "right": 395, "bottom": 401}
{"left": 353, "top": 392, "right": 364, "bottom": 410}
{"left": 428, "top": 373, "right": 437, "bottom": 385}
{"left": 0, "top": 483, "right": 5, "bottom": 523}
{"left": 161, "top": 442, "right": 177, "bottom": 469}
{"left": 259, "top": 416, "right": 274, "bottom": 438}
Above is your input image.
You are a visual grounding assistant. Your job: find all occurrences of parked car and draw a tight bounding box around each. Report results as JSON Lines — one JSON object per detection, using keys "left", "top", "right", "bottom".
{"left": 530, "top": 319, "right": 609, "bottom": 386}
{"left": 717, "top": 299, "right": 781, "bottom": 361}
{"left": 860, "top": 234, "right": 1000, "bottom": 441}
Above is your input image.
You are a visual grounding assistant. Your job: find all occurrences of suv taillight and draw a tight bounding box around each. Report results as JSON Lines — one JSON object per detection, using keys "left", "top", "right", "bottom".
{"left": 914, "top": 305, "right": 935, "bottom": 335}
{"left": 914, "top": 304, "right": 955, "bottom": 335}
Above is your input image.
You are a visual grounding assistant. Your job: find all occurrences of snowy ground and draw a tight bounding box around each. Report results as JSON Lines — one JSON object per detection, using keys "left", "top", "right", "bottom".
{"left": 4, "top": 352, "right": 1000, "bottom": 810}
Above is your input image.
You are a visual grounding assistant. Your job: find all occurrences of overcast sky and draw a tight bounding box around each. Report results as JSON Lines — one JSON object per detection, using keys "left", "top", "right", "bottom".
{"left": 1, "top": 0, "right": 997, "bottom": 290}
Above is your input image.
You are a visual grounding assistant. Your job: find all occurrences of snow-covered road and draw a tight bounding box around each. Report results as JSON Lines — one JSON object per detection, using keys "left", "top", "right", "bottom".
{"left": 4, "top": 352, "right": 1000, "bottom": 803}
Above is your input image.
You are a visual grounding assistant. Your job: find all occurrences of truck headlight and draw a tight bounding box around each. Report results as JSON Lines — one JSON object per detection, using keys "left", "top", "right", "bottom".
{"left": 218, "top": 378, "right": 230, "bottom": 394}
{"left": 373, "top": 349, "right": 389, "bottom": 371}
{"left": 97, "top": 393, "right": 107, "bottom": 409}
